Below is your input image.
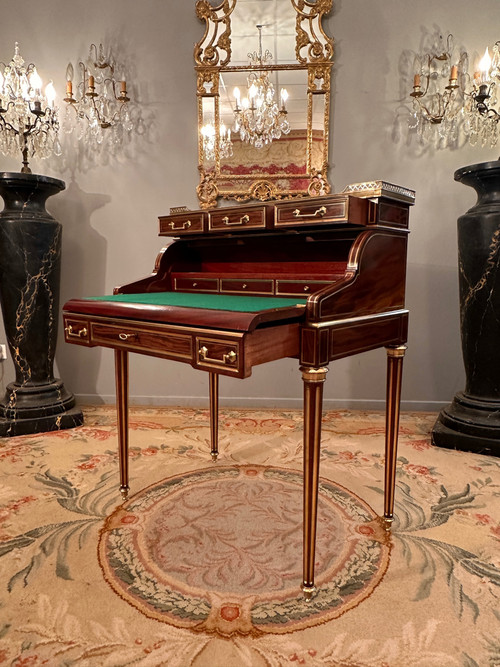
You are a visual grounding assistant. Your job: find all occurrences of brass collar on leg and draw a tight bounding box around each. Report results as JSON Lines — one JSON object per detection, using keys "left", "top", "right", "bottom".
{"left": 300, "top": 366, "right": 329, "bottom": 382}
{"left": 386, "top": 344, "right": 407, "bottom": 358}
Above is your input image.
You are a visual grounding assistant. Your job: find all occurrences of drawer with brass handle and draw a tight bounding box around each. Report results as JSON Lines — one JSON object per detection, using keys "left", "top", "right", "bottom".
{"left": 196, "top": 337, "right": 241, "bottom": 374}
{"left": 276, "top": 280, "right": 331, "bottom": 296}
{"left": 173, "top": 276, "right": 219, "bottom": 292}
{"left": 159, "top": 212, "right": 204, "bottom": 236}
{"left": 208, "top": 206, "right": 266, "bottom": 232}
{"left": 275, "top": 197, "right": 349, "bottom": 227}
{"left": 91, "top": 322, "right": 192, "bottom": 360}
{"left": 63, "top": 318, "right": 90, "bottom": 344}
{"left": 220, "top": 278, "right": 273, "bottom": 295}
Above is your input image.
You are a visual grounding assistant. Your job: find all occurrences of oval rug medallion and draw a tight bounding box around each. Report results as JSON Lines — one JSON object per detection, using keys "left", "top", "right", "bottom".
{"left": 98, "top": 465, "right": 391, "bottom": 637}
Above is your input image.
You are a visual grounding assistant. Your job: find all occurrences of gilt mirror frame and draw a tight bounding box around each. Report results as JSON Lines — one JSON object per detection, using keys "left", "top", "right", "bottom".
{"left": 194, "top": 0, "right": 334, "bottom": 209}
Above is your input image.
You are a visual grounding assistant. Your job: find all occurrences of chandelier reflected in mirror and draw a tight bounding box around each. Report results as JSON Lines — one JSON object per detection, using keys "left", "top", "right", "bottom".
{"left": 201, "top": 120, "right": 233, "bottom": 162}
{"left": 63, "top": 43, "right": 132, "bottom": 151}
{"left": 0, "top": 43, "right": 61, "bottom": 173}
{"left": 232, "top": 25, "right": 290, "bottom": 149}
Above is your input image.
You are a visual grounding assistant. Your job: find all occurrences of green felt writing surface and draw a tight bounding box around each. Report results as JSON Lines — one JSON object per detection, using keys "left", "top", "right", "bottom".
{"left": 86, "top": 292, "right": 308, "bottom": 313}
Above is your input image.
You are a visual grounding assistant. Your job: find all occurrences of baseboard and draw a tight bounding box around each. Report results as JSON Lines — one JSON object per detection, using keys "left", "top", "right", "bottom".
{"left": 75, "top": 394, "right": 444, "bottom": 412}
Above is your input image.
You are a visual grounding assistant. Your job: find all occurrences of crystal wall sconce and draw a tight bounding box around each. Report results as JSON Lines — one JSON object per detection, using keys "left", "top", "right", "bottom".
{"left": 409, "top": 34, "right": 467, "bottom": 145}
{"left": 406, "top": 34, "right": 500, "bottom": 148}
{"left": 463, "top": 41, "right": 500, "bottom": 147}
{"left": 63, "top": 43, "right": 133, "bottom": 148}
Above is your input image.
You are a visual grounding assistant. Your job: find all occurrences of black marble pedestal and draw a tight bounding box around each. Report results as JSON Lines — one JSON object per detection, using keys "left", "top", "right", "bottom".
{"left": 432, "top": 161, "right": 500, "bottom": 457}
{"left": 0, "top": 172, "right": 83, "bottom": 436}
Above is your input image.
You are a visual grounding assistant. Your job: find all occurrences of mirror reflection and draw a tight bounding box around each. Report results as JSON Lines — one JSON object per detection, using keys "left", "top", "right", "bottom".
{"left": 195, "top": 0, "right": 333, "bottom": 208}
{"left": 231, "top": 0, "right": 296, "bottom": 65}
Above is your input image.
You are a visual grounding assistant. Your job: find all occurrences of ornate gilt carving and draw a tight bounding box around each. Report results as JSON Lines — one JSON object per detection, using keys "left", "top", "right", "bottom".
{"left": 194, "top": 0, "right": 236, "bottom": 68}
{"left": 250, "top": 180, "right": 277, "bottom": 201}
{"left": 307, "top": 167, "right": 331, "bottom": 197}
{"left": 197, "top": 167, "right": 219, "bottom": 210}
{"left": 196, "top": 69, "right": 220, "bottom": 96}
{"left": 292, "top": 0, "right": 334, "bottom": 65}
{"left": 308, "top": 63, "right": 331, "bottom": 93}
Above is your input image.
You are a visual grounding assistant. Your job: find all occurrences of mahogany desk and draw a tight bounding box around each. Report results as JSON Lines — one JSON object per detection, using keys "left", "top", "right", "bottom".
{"left": 63, "top": 181, "right": 415, "bottom": 597}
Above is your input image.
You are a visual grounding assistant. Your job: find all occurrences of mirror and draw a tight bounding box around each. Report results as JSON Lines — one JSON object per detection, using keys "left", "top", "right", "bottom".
{"left": 195, "top": 0, "right": 333, "bottom": 208}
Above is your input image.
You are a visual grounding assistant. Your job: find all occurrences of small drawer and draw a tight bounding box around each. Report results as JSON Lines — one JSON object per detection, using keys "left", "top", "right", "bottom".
{"left": 275, "top": 197, "right": 348, "bottom": 227}
{"left": 377, "top": 201, "right": 409, "bottom": 228}
{"left": 208, "top": 206, "right": 266, "bottom": 232}
{"left": 276, "top": 280, "right": 331, "bottom": 296}
{"left": 91, "top": 322, "right": 192, "bottom": 360}
{"left": 220, "top": 278, "right": 273, "bottom": 295}
{"left": 159, "top": 212, "right": 204, "bottom": 236}
{"left": 196, "top": 337, "right": 240, "bottom": 373}
{"left": 174, "top": 276, "right": 219, "bottom": 292}
{"left": 64, "top": 317, "right": 90, "bottom": 345}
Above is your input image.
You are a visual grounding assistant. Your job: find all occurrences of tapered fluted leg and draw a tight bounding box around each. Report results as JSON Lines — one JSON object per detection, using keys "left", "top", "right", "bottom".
{"left": 209, "top": 372, "right": 219, "bottom": 461}
{"left": 115, "top": 349, "right": 129, "bottom": 501}
{"left": 384, "top": 345, "right": 407, "bottom": 530}
{"left": 301, "top": 366, "right": 328, "bottom": 599}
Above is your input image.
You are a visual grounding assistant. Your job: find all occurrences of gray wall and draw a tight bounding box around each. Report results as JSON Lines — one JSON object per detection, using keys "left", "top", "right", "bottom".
{"left": 0, "top": 1, "right": 498, "bottom": 410}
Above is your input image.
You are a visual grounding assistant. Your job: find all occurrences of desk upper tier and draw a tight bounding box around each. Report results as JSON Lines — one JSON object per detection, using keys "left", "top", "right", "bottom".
{"left": 63, "top": 182, "right": 415, "bottom": 377}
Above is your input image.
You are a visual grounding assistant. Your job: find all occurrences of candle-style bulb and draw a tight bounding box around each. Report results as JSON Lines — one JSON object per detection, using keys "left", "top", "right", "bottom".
{"left": 45, "top": 81, "right": 56, "bottom": 107}
{"left": 20, "top": 75, "right": 30, "bottom": 99}
{"left": 280, "top": 88, "right": 288, "bottom": 107}
{"left": 479, "top": 47, "right": 492, "bottom": 82}
{"left": 30, "top": 68, "right": 43, "bottom": 92}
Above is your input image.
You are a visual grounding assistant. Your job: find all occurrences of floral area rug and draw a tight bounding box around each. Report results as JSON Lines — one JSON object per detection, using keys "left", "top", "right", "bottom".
{"left": 0, "top": 406, "right": 499, "bottom": 666}
{"left": 99, "top": 465, "right": 391, "bottom": 637}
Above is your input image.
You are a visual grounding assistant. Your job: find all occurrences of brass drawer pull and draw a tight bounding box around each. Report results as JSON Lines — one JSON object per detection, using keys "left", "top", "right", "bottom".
{"left": 118, "top": 332, "right": 137, "bottom": 341}
{"left": 65, "top": 325, "right": 88, "bottom": 338}
{"left": 303, "top": 285, "right": 310, "bottom": 292}
{"left": 222, "top": 214, "right": 250, "bottom": 226}
{"left": 224, "top": 350, "right": 237, "bottom": 364}
{"left": 199, "top": 345, "right": 238, "bottom": 365}
{"left": 168, "top": 220, "right": 192, "bottom": 230}
{"left": 293, "top": 205, "right": 327, "bottom": 219}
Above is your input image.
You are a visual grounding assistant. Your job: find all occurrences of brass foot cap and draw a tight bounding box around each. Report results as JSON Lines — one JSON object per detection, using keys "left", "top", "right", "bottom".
{"left": 211, "top": 452, "right": 218, "bottom": 461}
{"left": 301, "top": 584, "right": 317, "bottom": 600}
{"left": 119, "top": 485, "right": 129, "bottom": 501}
{"left": 383, "top": 516, "right": 393, "bottom": 532}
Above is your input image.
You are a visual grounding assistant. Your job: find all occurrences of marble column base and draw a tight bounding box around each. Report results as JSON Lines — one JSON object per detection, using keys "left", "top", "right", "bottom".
{"left": 0, "top": 379, "right": 83, "bottom": 437}
{"left": 432, "top": 392, "right": 500, "bottom": 457}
